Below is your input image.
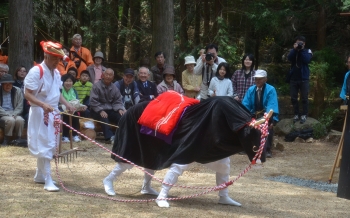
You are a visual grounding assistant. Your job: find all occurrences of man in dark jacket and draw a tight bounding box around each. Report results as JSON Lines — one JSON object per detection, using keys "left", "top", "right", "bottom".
{"left": 287, "top": 36, "right": 312, "bottom": 124}
{"left": 136, "top": 67, "right": 158, "bottom": 102}
{"left": 114, "top": 68, "right": 140, "bottom": 110}
{"left": 150, "top": 51, "right": 167, "bottom": 85}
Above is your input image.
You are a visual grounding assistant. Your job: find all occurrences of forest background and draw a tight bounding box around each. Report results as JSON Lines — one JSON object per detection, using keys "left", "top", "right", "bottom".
{"left": 1, "top": 0, "right": 350, "bottom": 133}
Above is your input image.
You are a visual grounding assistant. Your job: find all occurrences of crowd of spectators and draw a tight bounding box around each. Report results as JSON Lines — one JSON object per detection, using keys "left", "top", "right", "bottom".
{"left": 0, "top": 35, "right": 284, "bottom": 153}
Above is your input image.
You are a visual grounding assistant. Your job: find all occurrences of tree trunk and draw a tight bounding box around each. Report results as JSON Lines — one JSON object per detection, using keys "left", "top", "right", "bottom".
{"left": 254, "top": 37, "right": 260, "bottom": 69}
{"left": 194, "top": 0, "right": 201, "bottom": 46}
{"left": 9, "top": 0, "right": 34, "bottom": 74}
{"left": 107, "top": 0, "right": 119, "bottom": 70}
{"left": 317, "top": 5, "right": 326, "bottom": 50}
{"left": 76, "top": 0, "right": 84, "bottom": 36}
{"left": 180, "top": 0, "right": 188, "bottom": 50}
{"left": 129, "top": 0, "right": 141, "bottom": 66}
{"left": 203, "top": 0, "right": 210, "bottom": 44}
{"left": 152, "top": 0, "right": 174, "bottom": 66}
{"left": 212, "top": 0, "right": 222, "bottom": 43}
{"left": 116, "top": 0, "right": 130, "bottom": 71}
{"left": 90, "top": 0, "right": 97, "bottom": 53}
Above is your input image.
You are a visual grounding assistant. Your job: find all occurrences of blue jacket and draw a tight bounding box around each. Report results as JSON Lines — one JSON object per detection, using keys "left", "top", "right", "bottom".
{"left": 340, "top": 71, "right": 350, "bottom": 100}
{"left": 287, "top": 48, "right": 312, "bottom": 81}
{"left": 242, "top": 83, "right": 279, "bottom": 122}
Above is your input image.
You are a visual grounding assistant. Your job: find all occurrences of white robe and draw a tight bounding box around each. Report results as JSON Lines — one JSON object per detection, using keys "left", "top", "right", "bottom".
{"left": 24, "top": 62, "right": 61, "bottom": 159}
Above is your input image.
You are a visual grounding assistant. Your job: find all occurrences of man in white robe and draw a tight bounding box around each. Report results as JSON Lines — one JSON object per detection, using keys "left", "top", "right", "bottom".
{"left": 24, "top": 41, "right": 75, "bottom": 192}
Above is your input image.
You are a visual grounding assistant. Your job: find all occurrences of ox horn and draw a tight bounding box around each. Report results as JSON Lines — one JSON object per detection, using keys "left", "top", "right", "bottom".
{"left": 266, "top": 109, "right": 274, "bottom": 119}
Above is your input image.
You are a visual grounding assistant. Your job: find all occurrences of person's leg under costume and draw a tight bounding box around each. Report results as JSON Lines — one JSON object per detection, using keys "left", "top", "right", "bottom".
{"left": 156, "top": 158, "right": 241, "bottom": 208}
{"left": 103, "top": 162, "right": 158, "bottom": 196}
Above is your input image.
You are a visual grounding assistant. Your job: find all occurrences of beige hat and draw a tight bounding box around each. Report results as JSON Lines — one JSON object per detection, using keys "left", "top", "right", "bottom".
{"left": 184, "top": 56, "right": 196, "bottom": 65}
{"left": 253, "top": 70, "right": 267, "bottom": 78}
{"left": 94, "top": 51, "right": 104, "bottom": 60}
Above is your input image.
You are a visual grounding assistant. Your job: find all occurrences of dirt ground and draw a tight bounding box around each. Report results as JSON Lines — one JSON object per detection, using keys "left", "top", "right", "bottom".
{"left": 0, "top": 136, "right": 349, "bottom": 218}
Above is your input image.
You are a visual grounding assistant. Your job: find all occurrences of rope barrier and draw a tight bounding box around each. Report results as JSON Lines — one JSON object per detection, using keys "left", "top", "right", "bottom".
{"left": 52, "top": 112, "right": 270, "bottom": 202}
{"left": 60, "top": 111, "right": 119, "bottom": 128}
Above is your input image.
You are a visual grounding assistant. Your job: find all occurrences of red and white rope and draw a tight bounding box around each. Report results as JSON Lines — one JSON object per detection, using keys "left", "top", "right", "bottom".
{"left": 52, "top": 112, "right": 270, "bottom": 202}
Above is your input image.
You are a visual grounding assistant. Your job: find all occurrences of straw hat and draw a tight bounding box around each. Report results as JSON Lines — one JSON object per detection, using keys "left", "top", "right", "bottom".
{"left": 40, "top": 41, "right": 70, "bottom": 62}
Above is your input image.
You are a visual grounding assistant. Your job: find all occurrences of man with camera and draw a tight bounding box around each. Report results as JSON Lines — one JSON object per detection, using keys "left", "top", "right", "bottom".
{"left": 287, "top": 36, "right": 312, "bottom": 124}
{"left": 194, "top": 44, "right": 226, "bottom": 100}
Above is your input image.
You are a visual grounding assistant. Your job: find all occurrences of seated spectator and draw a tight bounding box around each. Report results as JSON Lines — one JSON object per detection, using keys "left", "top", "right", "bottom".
{"left": 13, "top": 66, "right": 27, "bottom": 91}
{"left": 136, "top": 67, "right": 158, "bottom": 102}
{"left": 73, "top": 70, "right": 92, "bottom": 117}
{"left": 87, "top": 51, "right": 107, "bottom": 84}
{"left": 69, "top": 34, "right": 94, "bottom": 78}
{"left": 90, "top": 68, "right": 126, "bottom": 143}
{"left": 0, "top": 74, "right": 25, "bottom": 146}
{"left": 114, "top": 68, "right": 140, "bottom": 110}
{"left": 157, "top": 66, "right": 184, "bottom": 95}
{"left": 136, "top": 57, "right": 153, "bottom": 82}
{"left": 208, "top": 62, "right": 233, "bottom": 97}
{"left": 242, "top": 70, "right": 279, "bottom": 158}
{"left": 0, "top": 63, "right": 9, "bottom": 79}
{"left": 67, "top": 67, "right": 78, "bottom": 79}
{"left": 57, "top": 47, "right": 76, "bottom": 76}
{"left": 13, "top": 66, "right": 29, "bottom": 124}
{"left": 151, "top": 51, "right": 168, "bottom": 85}
{"left": 60, "top": 74, "right": 87, "bottom": 143}
{"left": 0, "top": 48, "right": 8, "bottom": 64}
{"left": 182, "top": 56, "right": 201, "bottom": 98}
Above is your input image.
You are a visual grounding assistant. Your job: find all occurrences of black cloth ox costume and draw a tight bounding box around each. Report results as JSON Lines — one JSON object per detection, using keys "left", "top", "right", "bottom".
{"left": 103, "top": 96, "right": 266, "bottom": 207}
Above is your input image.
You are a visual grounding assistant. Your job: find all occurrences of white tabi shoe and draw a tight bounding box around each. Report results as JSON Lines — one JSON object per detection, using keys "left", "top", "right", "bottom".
{"left": 103, "top": 177, "right": 116, "bottom": 196}
{"left": 44, "top": 175, "right": 60, "bottom": 192}
{"left": 141, "top": 186, "right": 159, "bottom": 196}
{"left": 218, "top": 196, "right": 242, "bottom": 206}
{"left": 155, "top": 198, "right": 170, "bottom": 208}
{"left": 34, "top": 168, "right": 57, "bottom": 184}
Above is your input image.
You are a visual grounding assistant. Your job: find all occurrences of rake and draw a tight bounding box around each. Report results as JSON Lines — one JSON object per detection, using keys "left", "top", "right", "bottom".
{"left": 57, "top": 113, "right": 86, "bottom": 163}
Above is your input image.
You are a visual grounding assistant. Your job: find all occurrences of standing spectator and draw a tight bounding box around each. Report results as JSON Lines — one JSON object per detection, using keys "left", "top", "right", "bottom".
{"left": 67, "top": 67, "right": 78, "bottom": 79}
{"left": 13, "top": 66, "right": 27, "bottom": 91}
{"left": 194, "top": 44, "right": 226, "bottom": 101}
{"left": 0, "top": 48, "right": 8, "bottom": 64}
{"left": 287, "top": 36, "right": 312, "bottom": 124}
{"left": 69, "top": 34, "right": 94, "bottom": 78}
{"left": 60, "top": 74, "right": 87, "bottom": 143}
{"left": 136, "top": 67, "right": 158, "bottom": 102}
{"left": 151, "top": 51, "right": 168, "bottom": 85}
{"left": 0, "top": 63, "right": 9, "bottom": 79}
{"left": 24, "top": 41, "right": 75, "bottom": 192}
{"left": 73, "top": 70, "right": 92, "bottom": 117}
{"left": 57, "top": 47, "right": 76, "bottom": 76}
{"left": 242, "top": 70, "right": 279, "bottom": 158}
{"left": 114, "top": 68, "right": 140, "bottom": 110}
{"left": 90, "top": 68, "right": 126, "bottom": 143}
{"left": 0, "top": 74, "right": 25, "bottom": 146}
{"left": 340, "top": 55, "right": 350, "bottom": 102}
{"left": 157, "top": 66, "right": 184, "bottom": 95}
{"left": 231, "top": 54, "right": 256, "bottom": 102}
{"left": 208, "top": 62, "right": 233, "bottom": 97}
{"left": 182, "top": 56, "right": 202, "bottom": 98}
{"left": 87, "top": 51, "right": 107, "bottom": 84}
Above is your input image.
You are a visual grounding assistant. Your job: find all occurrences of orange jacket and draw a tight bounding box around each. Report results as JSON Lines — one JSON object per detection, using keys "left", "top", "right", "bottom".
{"left": 0, "top": 55, "right": 8, "bottom": 64}
{"left": 69, "top": 46, "right": 93, "bottom": 78}
{"left": 57, "top": 60, "right": 76, "bottom": 76}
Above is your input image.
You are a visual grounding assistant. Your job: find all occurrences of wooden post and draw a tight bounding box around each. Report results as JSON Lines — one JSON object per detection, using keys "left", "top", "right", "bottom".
{"left": 337, "top": 102, "right": 350, "bottom": 199}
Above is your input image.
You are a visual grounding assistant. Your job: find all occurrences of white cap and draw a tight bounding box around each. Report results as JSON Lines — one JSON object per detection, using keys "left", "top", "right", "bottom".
{"left": 184, "top": 56, "right": 196, "bottom": 65}
{"left": 253, "top": 70, "right": 267, "bottom": 78}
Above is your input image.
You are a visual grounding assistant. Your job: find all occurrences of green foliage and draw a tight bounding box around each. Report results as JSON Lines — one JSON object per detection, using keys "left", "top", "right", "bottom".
{"left": 312, "top": 107, "right": 340, "bottom": 139}
{"left": 213, "top": 17, "right": 240, "bottom": 66}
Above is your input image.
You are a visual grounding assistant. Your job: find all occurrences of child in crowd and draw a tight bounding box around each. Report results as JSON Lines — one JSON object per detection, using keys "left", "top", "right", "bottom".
{"left": 157, "top": 66, "right": 184, "bottom": 95}
{"left": 13, "top": 66, "right": 30, "bottom": 124}
{"left": 67, "top": 67, "right": 78, "bottom": 78}
{"left": 60, "top": 74, "right": 87, "bottom": 143}
{"left": 73, "top": 70, "right": 92, "bottom": 117}
{"left": 208, "top": 62, "right": 233, "bottom": 97}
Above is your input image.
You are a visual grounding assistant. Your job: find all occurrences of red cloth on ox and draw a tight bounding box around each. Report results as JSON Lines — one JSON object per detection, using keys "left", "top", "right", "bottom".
{"left": 138, "top": 90, "right": 199, "bottom": 135}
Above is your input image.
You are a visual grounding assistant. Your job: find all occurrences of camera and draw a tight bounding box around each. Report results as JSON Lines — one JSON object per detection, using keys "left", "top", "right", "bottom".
{"left": 205, "top": 53, "right": 214, "bottom": 61}
{"left": 296, "top": 42, "right": 304, "bottom": 49}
